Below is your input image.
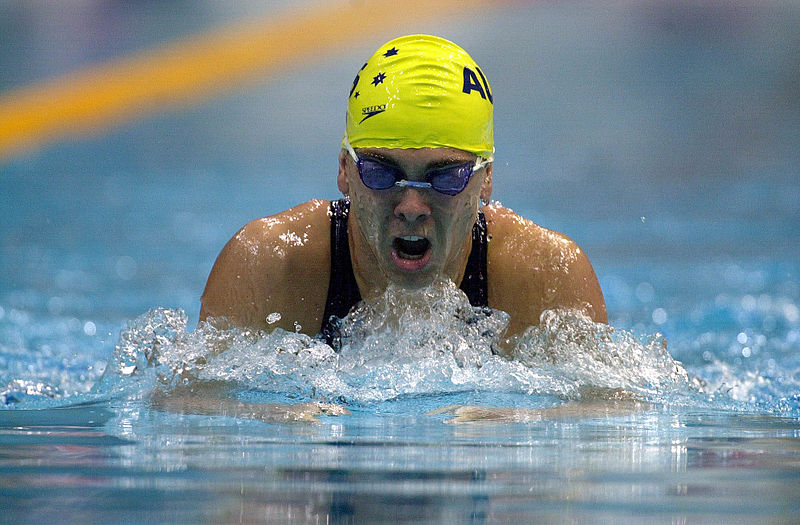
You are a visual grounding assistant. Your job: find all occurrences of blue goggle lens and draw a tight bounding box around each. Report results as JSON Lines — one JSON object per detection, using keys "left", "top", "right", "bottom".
{"left": 357, "top": 158, "right": 474, "bottom": 196}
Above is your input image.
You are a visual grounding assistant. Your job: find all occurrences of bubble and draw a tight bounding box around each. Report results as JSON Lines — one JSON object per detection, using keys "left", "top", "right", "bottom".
{"left": 741, "top": 347, "right": 751, "bottom": 358}
{"left": 115, "top": 256, "right": 138, "bottom": 281}
{"left": 83, "top": 321, "right": 97, "bottom": 337}
{"left": 737, "top": 332, "right": 748, "bottom": 344}
{"left": 47, "top": 296, "right": 66, "bottom": 316}
{"left": 741, "top": 295, "right": 757, "bottom": 311}
{"left": 8, "top": 309, "right": 30, "bottom": 325}
{"left": 757, "top": 294, "right": 772, "bottom": 310}
{"left": 67, "top": 317, "right": 81, "bottom": 332}
{"left": 652, "top": 308, "right": 668, "bottom": 325}
{"left": 635, "top": 282, "right": 655, "bottom": 303}
{"left": 783, "top": 303, "right": 799, "bottom": 323}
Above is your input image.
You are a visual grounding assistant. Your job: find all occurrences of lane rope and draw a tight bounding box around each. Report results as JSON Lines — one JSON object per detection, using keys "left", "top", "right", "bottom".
{"left": 0, "top": 0, "right": 497, "bottom": 161}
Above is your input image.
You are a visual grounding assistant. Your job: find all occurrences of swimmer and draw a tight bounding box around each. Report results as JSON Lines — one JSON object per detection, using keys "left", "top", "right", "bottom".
{"left": 199, "top": 34, "right": 607, "bottom": 348}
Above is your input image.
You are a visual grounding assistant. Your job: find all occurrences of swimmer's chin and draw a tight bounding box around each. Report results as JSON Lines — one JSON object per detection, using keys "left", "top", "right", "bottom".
{"left": 380, "top": 276, "right": 461, "bottom": 297}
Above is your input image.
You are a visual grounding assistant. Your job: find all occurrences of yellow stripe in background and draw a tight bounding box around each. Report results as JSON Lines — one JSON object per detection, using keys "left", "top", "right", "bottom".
{"left": 0, "top": 0, "right": 500, "bottom": 162}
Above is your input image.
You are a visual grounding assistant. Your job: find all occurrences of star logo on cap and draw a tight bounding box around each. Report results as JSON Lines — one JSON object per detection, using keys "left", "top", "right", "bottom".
{"left": 383, "top": 47, "right": 398, "bottom": 58}
{"left": 371, "top": 72, "right": 386, "bottom": 86}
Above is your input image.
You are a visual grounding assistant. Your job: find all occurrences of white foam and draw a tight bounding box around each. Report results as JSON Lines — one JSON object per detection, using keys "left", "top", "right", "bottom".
{"left": 98, "top": 280, "right": 694, "bottom": 406}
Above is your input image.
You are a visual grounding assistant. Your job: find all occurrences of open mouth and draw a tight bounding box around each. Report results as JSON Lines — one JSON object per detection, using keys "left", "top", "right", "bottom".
{"left": 391, "top": 235, "right": 432, "bottom": 273}
{"left": 392, "top": 236, "right": 431, "bottom": 260}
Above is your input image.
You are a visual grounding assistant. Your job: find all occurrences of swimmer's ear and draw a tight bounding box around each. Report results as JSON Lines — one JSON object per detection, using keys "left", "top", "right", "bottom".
{"left": 337, "top": 149, "right": 350, "bottom": 195}
{"left": 480, "top": 163, "right": 493, "bottom": 203}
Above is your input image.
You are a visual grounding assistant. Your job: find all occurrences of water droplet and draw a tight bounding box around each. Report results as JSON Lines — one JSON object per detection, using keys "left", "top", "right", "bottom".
{"left": 115, "top": 256, "right": 137, "bottom": 280}
{"left": 47, "top": 296, "right": 65, "bottom": 316}
{"left": 83, "top": 321, "right": 97, "bottom": 336}
{"left": 636, "top": 282, "right": 655, "bottom": 303}
{"left": 741, "top": 295, "right": 757, "bottom": 311}
{"left": 652, "top": 308, "right": 667, "bottom": 325}
{"left": 783, "top": 303, "right": 799, "bottom": 323}
{"left": 266, "top": 312, "right": 282, "bottom": 324}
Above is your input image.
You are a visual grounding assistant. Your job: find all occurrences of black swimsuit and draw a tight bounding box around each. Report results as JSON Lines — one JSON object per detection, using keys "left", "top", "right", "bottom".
{"left": 320, "top": 198, "right": 488, "bottom": 347}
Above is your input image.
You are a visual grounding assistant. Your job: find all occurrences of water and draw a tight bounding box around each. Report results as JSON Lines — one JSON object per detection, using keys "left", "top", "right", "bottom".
{"left": 2, "top": 1, "right": 800, "bottom": 523}
{"left": 2, "top": 277, "right": 798, "bottom": 522}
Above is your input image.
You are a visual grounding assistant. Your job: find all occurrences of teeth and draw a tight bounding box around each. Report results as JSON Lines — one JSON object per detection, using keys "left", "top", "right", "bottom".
{"left": 401, "top": 236, "right": 424, "bottom": 241}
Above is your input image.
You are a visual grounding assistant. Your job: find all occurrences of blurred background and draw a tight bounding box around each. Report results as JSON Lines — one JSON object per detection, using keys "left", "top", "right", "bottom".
{"left": 1, "top": 0, "right": 798, "bottom": 373}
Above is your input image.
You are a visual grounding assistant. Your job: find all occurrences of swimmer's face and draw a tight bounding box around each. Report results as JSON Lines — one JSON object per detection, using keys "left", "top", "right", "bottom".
{"left": 338, "top": 147, "right": 492, "bottom": 293}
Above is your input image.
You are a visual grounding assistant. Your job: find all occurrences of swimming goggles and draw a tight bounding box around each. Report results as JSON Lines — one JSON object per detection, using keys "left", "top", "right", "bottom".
{"left": 344, "top": 137, "right": 492, "bottom": 196}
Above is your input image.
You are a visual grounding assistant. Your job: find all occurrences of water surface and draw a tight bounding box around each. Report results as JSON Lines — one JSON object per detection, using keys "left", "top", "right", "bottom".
{"left": 2, "top": 1, "right": 799, "bottom": 522}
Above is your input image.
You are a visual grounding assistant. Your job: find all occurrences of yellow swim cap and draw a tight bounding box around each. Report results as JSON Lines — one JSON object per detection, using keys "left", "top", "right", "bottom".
{"left": 344, "top": 35, "right": 494, "bottom": 158}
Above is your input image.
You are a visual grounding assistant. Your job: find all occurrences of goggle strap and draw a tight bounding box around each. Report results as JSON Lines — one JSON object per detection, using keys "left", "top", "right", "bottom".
{"left": 473, "top": 156, "right": 493, "bottom": 172}
{"left": 347, "top": 134, "right": 493, "bottom": 170}
{"left": 343, "top": 135, "right": 359, "bottom": 164}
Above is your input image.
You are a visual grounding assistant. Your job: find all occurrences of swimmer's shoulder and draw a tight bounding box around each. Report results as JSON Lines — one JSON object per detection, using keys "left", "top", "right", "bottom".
{"left": 484, "top": 203, "right": 580, "bottom": 257}
{"left": 483, "top": 204, "right": 607, "bottom": 330}
{"left": 200, "top": 200, "right": 332, "bottom": 332}
{"left": 235, "top": 199, "right": 331, "bottom": 256}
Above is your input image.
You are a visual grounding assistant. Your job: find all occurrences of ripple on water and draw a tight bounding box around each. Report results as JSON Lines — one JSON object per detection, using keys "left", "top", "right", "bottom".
{"left": 4, "top": 279, "right": 797, "bottom": 416}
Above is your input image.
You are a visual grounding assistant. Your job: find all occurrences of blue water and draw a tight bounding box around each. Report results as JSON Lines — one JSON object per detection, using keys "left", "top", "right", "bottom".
{"left": 2, "top": 1, "right": 799, "bottom": 523}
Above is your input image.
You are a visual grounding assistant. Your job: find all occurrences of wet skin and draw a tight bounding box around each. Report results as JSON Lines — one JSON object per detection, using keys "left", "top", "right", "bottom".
{"left": 337, "top": 146, "right": 491, "bottom": 299}
{"left": 199, "top": 147, "right": 607, "bottom": 341}
{"left": 190, "top": 147, "right": 608, "bottom": 423}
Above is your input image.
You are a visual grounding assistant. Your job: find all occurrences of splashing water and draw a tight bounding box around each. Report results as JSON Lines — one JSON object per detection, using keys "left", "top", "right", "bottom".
{"left": 85, "top": 279, "right": 704, "bottom": 410}
{"left": 512, "top": 309, "right": 690, "bottom": 398}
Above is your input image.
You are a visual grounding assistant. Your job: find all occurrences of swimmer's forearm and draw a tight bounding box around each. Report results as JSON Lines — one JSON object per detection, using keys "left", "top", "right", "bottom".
{"left": 150, "top": 385, "right": 348, "bottom": 424}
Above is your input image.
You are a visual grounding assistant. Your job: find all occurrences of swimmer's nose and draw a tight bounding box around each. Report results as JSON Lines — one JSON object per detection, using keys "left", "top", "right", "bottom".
{"left": 394, "top": 188, "right": 431, "bottom": 223}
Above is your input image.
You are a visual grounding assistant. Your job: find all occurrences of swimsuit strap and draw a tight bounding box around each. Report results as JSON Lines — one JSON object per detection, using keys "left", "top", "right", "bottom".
{"left": 320, "top": 198, "right": 488, "bottom": 348}
{"left": 459, "top": 209, "right": 489, "bottom": 308}
{"left": 320, "top": 199, "right": 362, "bottom": 348}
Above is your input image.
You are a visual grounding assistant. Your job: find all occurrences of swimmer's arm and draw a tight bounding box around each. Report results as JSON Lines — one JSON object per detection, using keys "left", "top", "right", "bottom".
{"left": 505, "top": 238, "right": 607, "bottom": 334}
{"left": 199, "top": 221, "right": 272, "bottom": 330}
{"left": 199, "top": 200, "right": 331, "bottom": 334}
{"left": 546, "top": 237, "right": 607, "bottom": 322}
{"left": 151, "top": 382, "right": 349, "bottom": 424}
{"left": 428, "top": 393, "right": 645, "bottom": 424}
{"left": 486, "top": 206, "right": 607, "bottom": 338}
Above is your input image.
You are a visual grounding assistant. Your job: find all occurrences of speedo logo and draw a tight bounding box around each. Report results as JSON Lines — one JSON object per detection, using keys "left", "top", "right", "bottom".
{"left": 360, "top": 104, "right": 387, "bottom": 123}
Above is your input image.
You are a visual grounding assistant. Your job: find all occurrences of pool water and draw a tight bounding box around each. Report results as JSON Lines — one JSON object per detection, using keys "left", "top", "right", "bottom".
{"left": 2, "top": 1, "right": 799, "bottom": 523}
